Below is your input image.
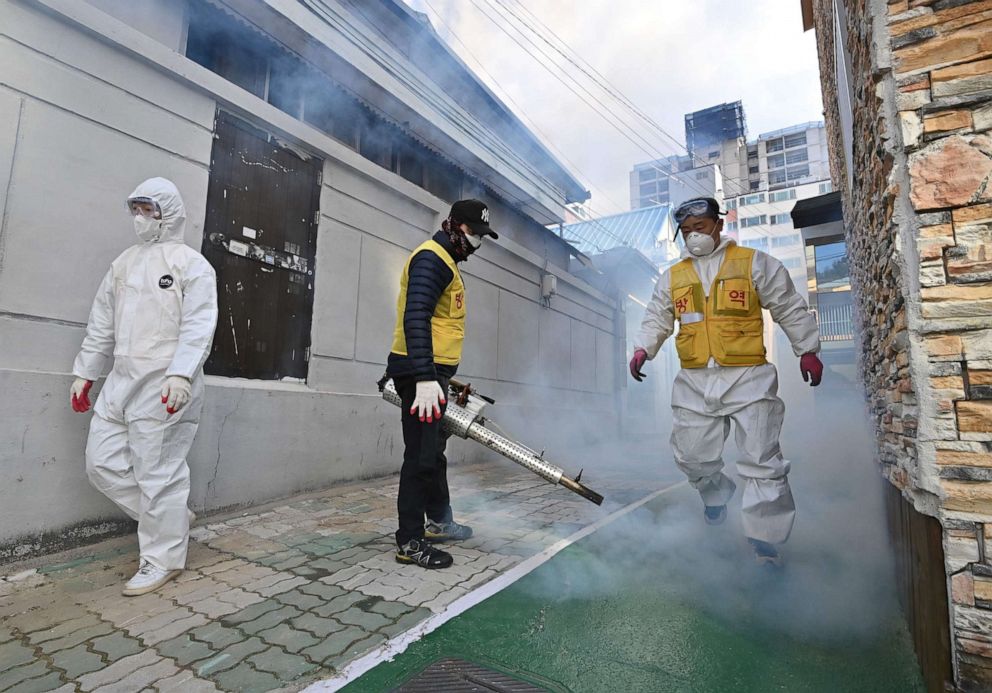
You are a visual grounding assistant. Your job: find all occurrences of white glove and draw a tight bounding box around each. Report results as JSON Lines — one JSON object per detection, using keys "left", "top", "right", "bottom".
{"left": 411, "top": 380, "right": 446, "bottom": 423}
{"left": 161, "top": 376, "right": 192, "bottom": 414}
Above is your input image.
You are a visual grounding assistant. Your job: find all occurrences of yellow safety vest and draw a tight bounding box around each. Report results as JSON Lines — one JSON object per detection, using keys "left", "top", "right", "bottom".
{"left": 391, "top": 239, "right": 466, "bottom": 366}
{"left": 669, "top": 244, "right": 766, "bottom": 369}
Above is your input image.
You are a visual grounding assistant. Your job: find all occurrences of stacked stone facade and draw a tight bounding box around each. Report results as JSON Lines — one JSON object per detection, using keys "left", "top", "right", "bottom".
{"left": 810, "top": 0, "right": 992, "bottom": 688}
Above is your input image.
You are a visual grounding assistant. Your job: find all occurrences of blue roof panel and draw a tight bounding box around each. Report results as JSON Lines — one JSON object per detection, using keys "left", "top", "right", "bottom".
{"left": 561, "top": 204, "right": 674, "bottom": 256}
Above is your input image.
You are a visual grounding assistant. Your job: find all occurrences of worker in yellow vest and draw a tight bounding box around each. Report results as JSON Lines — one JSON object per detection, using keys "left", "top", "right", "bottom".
{"left": 629, "top": 197, "right": 823, "bottom": 566}
{"left": 387, "top": 199, "right": 498, "bottom": 569}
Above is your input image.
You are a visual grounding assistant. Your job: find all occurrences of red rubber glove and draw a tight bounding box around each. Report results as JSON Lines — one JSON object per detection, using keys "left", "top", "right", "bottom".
{"left": 800, "top": 353, "right": 823, "bottom": 387}
{"left": 629, "top": 349, "right": 648, "bottom": 382}
{"left": 70, "top": 378, "right": 93, "bottom": 413}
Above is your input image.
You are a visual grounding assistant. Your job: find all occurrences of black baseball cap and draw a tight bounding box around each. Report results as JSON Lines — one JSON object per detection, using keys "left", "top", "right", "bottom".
{"left": 450, "top": 199, "right": 498, "bottom": 239}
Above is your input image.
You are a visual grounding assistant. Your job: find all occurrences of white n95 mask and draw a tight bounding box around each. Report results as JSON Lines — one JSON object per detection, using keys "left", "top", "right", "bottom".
{"left": 133, "top": 215, "right": 162, "bottom": 243}
{"left": 685, "top": 232, "right": 716, "bottom": 257}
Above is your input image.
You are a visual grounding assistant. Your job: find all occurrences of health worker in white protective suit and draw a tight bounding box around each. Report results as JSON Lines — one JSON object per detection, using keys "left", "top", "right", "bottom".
{"left": 70, "top": 178, "right": 218, "bottom": 595}
{"left": 629, "top": 197, "right": 823, "bottom": 567}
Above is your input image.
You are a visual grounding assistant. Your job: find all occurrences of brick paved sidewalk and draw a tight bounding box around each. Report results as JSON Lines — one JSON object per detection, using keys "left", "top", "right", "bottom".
{"left": 0, "top": 463, "right": 658, "bottom": 693}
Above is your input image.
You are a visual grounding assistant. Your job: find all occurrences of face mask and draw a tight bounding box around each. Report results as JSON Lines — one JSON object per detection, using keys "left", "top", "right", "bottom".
{"left": 685, "top": 231, "right": 716, "bottom": 257}
{"left": 465, "top": 233, "right": 482, "bottom": 249}
{"left": 133, "top": 215, "right": 162, "bottom": 243}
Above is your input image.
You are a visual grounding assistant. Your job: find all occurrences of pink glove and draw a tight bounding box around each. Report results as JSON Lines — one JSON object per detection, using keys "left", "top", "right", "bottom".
{"left": 629, "top": 349, "right": 648, "bottom": 382}
{"left": 800, "top": 353, "right": 823, "bottom": 387}
{"left": 70, "top": 378, "right": 93, "bottom": 413}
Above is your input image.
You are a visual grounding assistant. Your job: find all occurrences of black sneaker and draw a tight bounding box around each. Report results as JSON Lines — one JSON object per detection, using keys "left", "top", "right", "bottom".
{"left": 703, "top": 505, "right": 727, "bottom": 526}
{"left": 395, "top": 539, "right": 453, "bottom": 569}
{"left": 748, "top": 538, "right": 782, "bottom": 568}
{"left": 425, "top": 519, "right": 474, "bottom": 542}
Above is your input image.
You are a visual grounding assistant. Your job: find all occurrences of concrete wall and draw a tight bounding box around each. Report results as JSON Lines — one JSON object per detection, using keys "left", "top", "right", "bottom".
{"left": 0, "top": 0, "right": 622, "bottom": 560}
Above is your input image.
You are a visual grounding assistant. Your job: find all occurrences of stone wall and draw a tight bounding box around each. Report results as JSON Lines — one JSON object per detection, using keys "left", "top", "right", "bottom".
{"left": 811, "top": 0, "right": 992, "bottom": 688}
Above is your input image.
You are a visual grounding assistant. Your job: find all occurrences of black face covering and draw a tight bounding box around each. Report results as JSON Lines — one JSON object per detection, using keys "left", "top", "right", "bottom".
{"left": 441, "top": 216, "right": 475, "bottom": 261}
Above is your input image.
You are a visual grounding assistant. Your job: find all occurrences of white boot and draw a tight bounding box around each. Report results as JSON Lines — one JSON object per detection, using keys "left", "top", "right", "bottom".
{"left": 122, "top": 560, "right": 182, "bottom": 596}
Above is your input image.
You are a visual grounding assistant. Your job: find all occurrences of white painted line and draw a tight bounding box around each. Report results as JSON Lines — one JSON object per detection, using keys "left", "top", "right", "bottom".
{"left": 303, "top": 482, "right": 687, "bottom": 692}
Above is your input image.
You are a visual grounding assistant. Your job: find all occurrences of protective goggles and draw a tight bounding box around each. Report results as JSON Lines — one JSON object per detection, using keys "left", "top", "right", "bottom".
{"left": 127, "top": 196, "right": 161, "bottom": 218}
{"left": 673, "top": 198, "right": 719, "bottom": 225}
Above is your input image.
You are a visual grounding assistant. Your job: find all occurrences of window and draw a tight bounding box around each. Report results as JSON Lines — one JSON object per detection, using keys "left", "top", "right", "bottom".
{"left": 786, "top": 148, "right": 809, "bottom": 164}
{"left": 748, "top": 165, "right": 759, "bottom": 174}
{"left": 742, "top": 193, "right": 765, "bottom": 206}
{"left": 695, "top": 171, "right": 708, "bottom": 180}
{"left": 639, "top": 169, "right": 658, "bottom": 183}
{"left": 815, "top": 241, "right": 850, "bottom": 288}
{"left": 425, "top": 166, "right": 462, "bottom": 202}
{"left": 772, "top": 234, "right": 801, "bottom": 247}
{"left": 725, "top": 198, "right": 738, "bottom": 210}
{"left": 359, "top": 117, "right": 393, "bottom": 168}
{"left": 640, "top": 182, "right": 657, "bottom": 196}
{"left": 303, "top": 88, "right": 360, "bottom": 148}
{"left": 741, "top": 237, "right": 769, "bottom": 250}
{"left": 787, "top": 164, "right": 811, "bottom": 181}
{"left": 708, "top": 151, "right": 720, "bottom": 158}
{"left": 768, "top": 169, "right": 787, "bottom": 185}
{"left": 782, "top": 256, "right": 804, "bottom": 269}
{"left": 819, "top": 182, "right": 833, "bottom": 194}
{"left": 748, "top": 148, "right": 758, "bottom": 159}
{"left": 785, "top": 132, "right": 808, "bottom": 148}
{"left": 726, "top": 221, "right": 739, "bottom": 232}
{"left": 767, "top": 154, "right": 785, "bottom": 169}
{"left": 770, "top": 214, "right": 792, "bottom": 226}
{"left": 397, "top": 142, "right": 425, "bottom": 186}
{"left": 186, "top": 8, "right": 268, "bottom": 98}
{"left": 750, "top": 181, "right": 760, "bottom": 191}
{"left": 766, "top": 138, "right": 784, "bottom": 153}
{"left": 741, "top": 215, "right": 767, "bottom": 228}
{"left": 770, "top": 188, "right": 798, "bottom": 202}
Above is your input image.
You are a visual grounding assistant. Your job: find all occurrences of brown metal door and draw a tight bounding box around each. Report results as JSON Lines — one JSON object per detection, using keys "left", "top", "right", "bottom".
{"left": 201, "top": 112, "right": 321, "bottom": 380}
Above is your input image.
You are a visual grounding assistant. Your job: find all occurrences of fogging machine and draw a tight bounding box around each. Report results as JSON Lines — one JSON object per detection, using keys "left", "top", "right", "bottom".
{"left": 378, "top": 376, "right": 604, "bottom": 506}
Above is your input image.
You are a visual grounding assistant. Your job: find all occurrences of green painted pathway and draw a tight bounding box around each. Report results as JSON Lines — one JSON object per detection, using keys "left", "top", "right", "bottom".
{"left": 346, "top": 485, "right": 924, "bottom": 693}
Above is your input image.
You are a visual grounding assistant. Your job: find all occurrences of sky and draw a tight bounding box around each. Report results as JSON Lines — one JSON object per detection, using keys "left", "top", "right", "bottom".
{"left": 403, "top": 0, "right": 826, "bottom": 217}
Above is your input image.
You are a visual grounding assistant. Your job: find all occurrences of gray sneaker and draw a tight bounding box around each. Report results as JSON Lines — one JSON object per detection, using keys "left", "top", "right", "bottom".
{"left": 748, "top": 538, "right": 782, "bottom": 568}
{"left": 703, "top": 505, "right": 727, "bottom": 525}
{"left": 395, "top": 539, "right": 453, "bottom": 569}
{"left": 424, "top": 519, "right": 473, "bottom": 542}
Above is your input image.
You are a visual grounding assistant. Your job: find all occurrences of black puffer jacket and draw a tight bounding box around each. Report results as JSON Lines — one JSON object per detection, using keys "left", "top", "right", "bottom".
{"left": 387, "top": 232, "right": 461, "bottom": 382}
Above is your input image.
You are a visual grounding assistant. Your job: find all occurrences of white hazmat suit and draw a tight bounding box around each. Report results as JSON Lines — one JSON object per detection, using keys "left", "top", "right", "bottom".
{"left": 635, "top": 237, "right": 819, "bottom": 544}
{"left": 73, "top": 178, "right": 218, "bottom": 570}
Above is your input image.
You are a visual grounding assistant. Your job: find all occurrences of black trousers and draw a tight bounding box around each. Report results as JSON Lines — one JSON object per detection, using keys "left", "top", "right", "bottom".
{"left": 395, "top": 376, "right": 454, "bottom": 547}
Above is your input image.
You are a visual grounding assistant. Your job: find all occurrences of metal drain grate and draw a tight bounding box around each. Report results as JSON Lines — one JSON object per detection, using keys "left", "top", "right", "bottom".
{"left": 393, "top": 658, "right": 547, "bottom": 692}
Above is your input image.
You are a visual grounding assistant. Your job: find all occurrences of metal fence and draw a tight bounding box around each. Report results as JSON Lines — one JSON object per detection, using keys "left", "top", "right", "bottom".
{"left": 815, "top": 303, "right": 855, "bottom": 341}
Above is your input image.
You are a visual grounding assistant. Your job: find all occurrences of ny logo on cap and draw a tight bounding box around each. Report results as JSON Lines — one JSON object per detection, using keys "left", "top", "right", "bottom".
{"left": 481, "top": 208, "right": 489, "bottom": 223}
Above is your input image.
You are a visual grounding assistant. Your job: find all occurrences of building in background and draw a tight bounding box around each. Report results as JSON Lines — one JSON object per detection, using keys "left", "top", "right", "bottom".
{"left": 630, "top": 106, "right": 832, "bottom": 290}
{"left": 685, "top": 101, "right": 750, "bottom": 195}
{"left": 751, "top": 122, "right": 831, "bottom": 192}
{"left": 629, "top": 157, "right": 724, "bottom": 211}
{"left": 729, "top": 177, "right": 835, "bottom": 291}
{"left": 805, "top": 0, "right": 992, "bottom": 689}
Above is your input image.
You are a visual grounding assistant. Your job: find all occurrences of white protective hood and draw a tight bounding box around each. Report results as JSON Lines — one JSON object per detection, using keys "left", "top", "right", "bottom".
{"left": 126, "top": 177, "right": 187, "bottom": 243}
